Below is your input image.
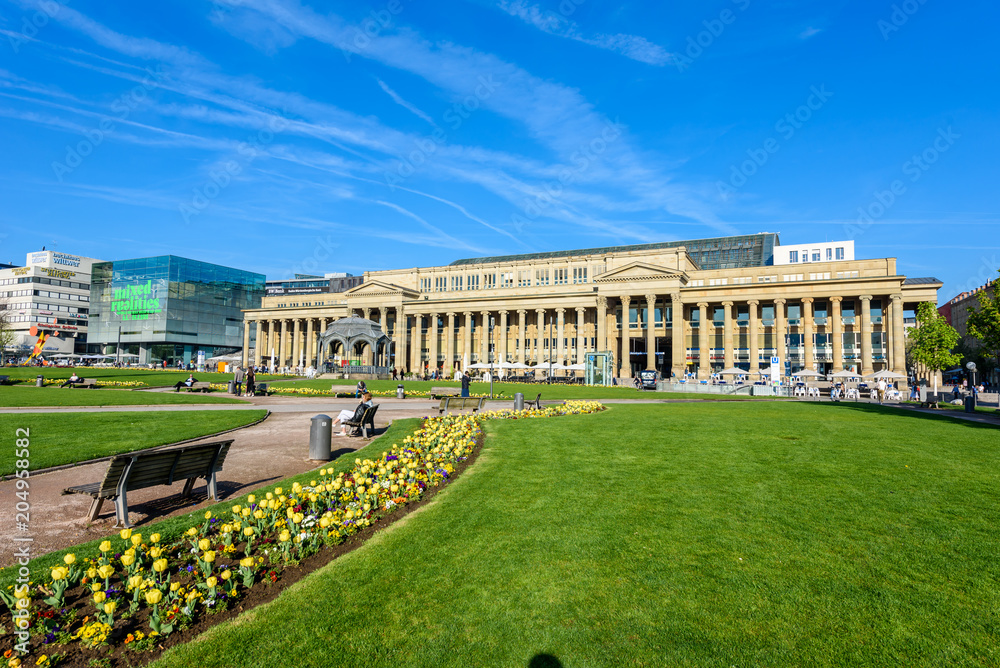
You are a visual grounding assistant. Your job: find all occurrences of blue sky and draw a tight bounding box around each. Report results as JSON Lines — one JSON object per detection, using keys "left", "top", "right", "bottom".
{"left": 0, "top": 0, "right": 996, "bottom": 302}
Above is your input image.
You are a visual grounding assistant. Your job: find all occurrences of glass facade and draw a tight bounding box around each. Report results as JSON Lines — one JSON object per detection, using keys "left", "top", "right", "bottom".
{"left": 89, "top": 256, "right": 264, "bottom": 363}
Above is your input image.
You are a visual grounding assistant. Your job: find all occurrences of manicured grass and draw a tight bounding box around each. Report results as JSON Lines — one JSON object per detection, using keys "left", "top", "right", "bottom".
{"left": 0, "top": 366, "right": 287, "bottom": 386}
{"left": 0, "top": 417, "right": 422, "bottom": 589}
{"left": 0, "top": 410, "right": 268, "bottom": 475}
{"left": 0, "top": 386, "right": 247, "bottom": 407}
{"left": 273, "top": 377, "right": 760, "bottom": 401}
{"left": 152, "top": 402, "right": 999, "bottom": 667}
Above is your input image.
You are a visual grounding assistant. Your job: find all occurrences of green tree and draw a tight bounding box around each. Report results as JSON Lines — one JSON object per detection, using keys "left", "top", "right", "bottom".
{"left": 0, "top": 298, "right": 14, "bottom": 364}
{"left": 909, "top": 301, "right": 961, "bottom": 396}
{"left": 965, "top": 269, "right": 1000, "bottom": 377}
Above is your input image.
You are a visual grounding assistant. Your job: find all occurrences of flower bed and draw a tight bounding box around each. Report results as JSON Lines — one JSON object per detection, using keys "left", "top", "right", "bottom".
{"left": 256, "top": 386, "right": 502, "bottom": 399}
{"left": 0, "top": 401, "right": 604, "bottom": 666}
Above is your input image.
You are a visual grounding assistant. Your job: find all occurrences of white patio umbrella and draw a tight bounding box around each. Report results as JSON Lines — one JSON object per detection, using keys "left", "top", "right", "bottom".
{"left": 792, "top": 369, "right": 824, "bottom": 378}
{"left": 718, "top": 367, "right": 748, "bottom": 376}
{"left": 864, "top": 369, "right": 908, "bottom": 380}
{"left": 509, "top": 362, "right": 531, "bottom": 369}
{"left": 566, "top": 363, "right": 586, "bottom": 370}
{"left": 828, "top": 369, "right": 860, "bottom": 379}
{"left": 467, "top": 362, "right": 490, "bottom": 369}
{"left": 757, "top": 366, "right": 773, "bottom": 375}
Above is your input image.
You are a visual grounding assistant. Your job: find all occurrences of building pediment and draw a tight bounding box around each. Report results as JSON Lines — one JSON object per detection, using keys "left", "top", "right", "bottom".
{"left": 343, "top": 280, "right": 419, "bottom": 299}
{"left": 594, "top": 262, "right": 686, "bottom": 283}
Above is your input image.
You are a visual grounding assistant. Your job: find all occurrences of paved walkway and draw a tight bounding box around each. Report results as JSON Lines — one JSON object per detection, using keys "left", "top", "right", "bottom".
{"left": 0, "top": 402, "right": 432, "bottom": 568}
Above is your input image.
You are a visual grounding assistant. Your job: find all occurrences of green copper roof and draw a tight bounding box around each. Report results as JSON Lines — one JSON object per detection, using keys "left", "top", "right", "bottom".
{"left": 449, "top": 233, "right": 779, "bottom": 270}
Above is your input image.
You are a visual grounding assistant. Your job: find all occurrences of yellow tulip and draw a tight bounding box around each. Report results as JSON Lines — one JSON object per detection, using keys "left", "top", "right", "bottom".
{"left": 97, "top": 565, "right": 114, "bottom": 579}
{"left": 247, "top": 494, "right": 256, "bottom": 504}
{"left": 120, "top": 554, "right": 135, "bottom": 567}
{"left": 278, "top": 530, "right": 290, "bottom": 542}
{"left": 152, "top": 559, "right": 168, "bottom": 573}
{"left": 150, "top": 533, "right": 161, "bottom": 544}
{"left": 243, "top": 527, "right": 254, "bottom": 537}
{"left": 206, "top": 576, "right": 218, "bottom": 588}
{"left": 274, "top": 487, "right": 283, "bottom": 496}
{"left": 128, "top": 575, "right": 143, "bottom": 590}
{"left": 50, "top": 567, "right": 67, "bottom": 581}
{"left": 145, "top": 589, "right": 163, "bottom": 605}
{"left": 131, "top": 533, "right": 143, "bottom": 546}
{"left": 203, "top": 551, "right": 216, "bottom": 563}
{"left": 220, "top": 569, "right": 232, "bottom": 581}
{"left": 93, "top": 591, "right": 106, "bottom": 604}
{"left": 254, "top": 510, "right": 264, "bottom": 520}
{"left": 150, "top": 547, "right": 163, "bottom": 559}
{"left": 240, "top": 557, "right": 254, "bottom": 568}
{"left": 198, "top": 538, "right": 211, "bottom": 551}
{"left": 204, "top": 511, "right": 212, "bottom": 520}
{"left": 231, "top": 505, "right": 241, "bottom": 514}
{"left": 170, "top": 581, "right": 181, "bottom": 592}
{"left": 119, "top": 528, "right": 132, "bottom": 541}
{"left": 186, "top": 527, "right": 198, "bottom": 537}
{"left": 99, "top": 540, "right": 112, "bottom": 553}
{"left": 63, "top": 553, "right": 76, "bottom": 565}
{"left": 104, "top": 601, "right": 117, "bottom": 615}
{"left": 86, "top": 568, "right": 98, "bottom": 580}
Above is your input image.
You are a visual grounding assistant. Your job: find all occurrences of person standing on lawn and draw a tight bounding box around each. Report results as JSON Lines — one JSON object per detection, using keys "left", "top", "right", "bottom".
{"left": 461, "top": 371, "right": 471, "bottom": 398}
{"left": 234, "top": 366, "right": 244, "bottom": 395}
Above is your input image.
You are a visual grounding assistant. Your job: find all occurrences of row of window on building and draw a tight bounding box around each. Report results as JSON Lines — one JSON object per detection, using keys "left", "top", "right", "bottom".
{"left": 419, "top": 266, "right": 602, "bottom": 293}
{"left": 787, "top": 247, "right": 846, "bottom": 263}
{"left": 689, "top": 269, "right": 859, "bottom": 287}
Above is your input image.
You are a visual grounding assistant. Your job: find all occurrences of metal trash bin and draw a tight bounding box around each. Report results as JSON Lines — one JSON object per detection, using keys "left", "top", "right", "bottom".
{"left": 36, "top": 375, "right": 44, "bottom": 387}
{"left": 228, "top": 380, "right": 235, "bottom": 394}
{"left": 309, "top": 414, "right": 333, "bottom": 460}
{"left": 396, "top": 384, "right": 405, "bottom": 399}
{"left": 514, "top": 392, "right": 524, "bottom": 411}
{"left": 965, "top": 396, "right": 976, "bottom": 413}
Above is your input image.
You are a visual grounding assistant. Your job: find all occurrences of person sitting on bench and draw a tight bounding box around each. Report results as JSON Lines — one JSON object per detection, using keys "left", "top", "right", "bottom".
{"left": 174, "top": 374, "right": 198, "bottom": 392}
{"left": 333, "top": 392, "right": 373, "bottom": 436}
{"left": 59, "top": 372, "right": 83, "bottom": 387}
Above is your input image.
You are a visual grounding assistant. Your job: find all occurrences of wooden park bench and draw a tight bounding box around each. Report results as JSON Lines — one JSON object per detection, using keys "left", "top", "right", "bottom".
{"left": 62, "top": 439, "right": 233, "bottom": 527}
{"left": 0, "top": 375, "right": 10, "bottom": 385}
{"left": 180, "top": 381, "right": 212, "bottom": 393}
{"left": 526, "top": 393, "right": 542, "bottom": 409}
{"left": 430, "top": 386, "right": 460, "bottom": 399}
{"left": 920, "top": 392, "right": 947, "bottom": 409}
{"left": 254, "top": 383, "right": 269, "bottom": 396}
{"left": 343, "top": 404, "right": 379, "bottom": 438}
{"left": 66, "top": 378, "right": 98, "bottom": 389}
{"left": 438, "top": 396, "right": 486, "bottom": 415}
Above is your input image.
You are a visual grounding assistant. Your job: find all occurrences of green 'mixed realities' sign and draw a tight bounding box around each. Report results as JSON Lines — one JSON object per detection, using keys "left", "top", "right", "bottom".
{"left": 111, "top": 280, "right": 162, "bottom": 320}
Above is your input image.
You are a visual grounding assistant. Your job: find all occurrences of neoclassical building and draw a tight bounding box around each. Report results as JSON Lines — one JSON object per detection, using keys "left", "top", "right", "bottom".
{"left": 241, "top": 234, "right": 941, "bottom": 381}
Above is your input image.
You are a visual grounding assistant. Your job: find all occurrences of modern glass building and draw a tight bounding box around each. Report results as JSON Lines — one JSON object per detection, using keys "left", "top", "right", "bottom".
{"left": 89, "top": 256, "right": 265, "bottom": 365}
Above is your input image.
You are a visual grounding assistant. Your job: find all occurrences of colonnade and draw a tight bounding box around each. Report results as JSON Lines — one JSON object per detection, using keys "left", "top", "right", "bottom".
{"left": 243, "top": 291, "right": 908, "bottom": 379}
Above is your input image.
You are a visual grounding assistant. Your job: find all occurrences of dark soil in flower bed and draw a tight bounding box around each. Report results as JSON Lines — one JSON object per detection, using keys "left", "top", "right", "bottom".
{"left": 1, "top": 433, "right": 484, "bottom": 668}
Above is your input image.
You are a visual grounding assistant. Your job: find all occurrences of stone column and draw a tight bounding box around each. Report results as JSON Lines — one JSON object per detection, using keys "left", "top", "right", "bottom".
{"left": 860, "top": 295, "right": 874, "bottom": 376}
{"left": 671, "top": 293, "right": 685, "bottom": 379}
{"left": 596, "top": 296, "right": 608, "bottom": 353}
{"left": 428, "top": 312, "right": 439, "bottom": 374}
{"left": 576, "top": 308, "right": 586, "bottom": 364}
{"left": 463, "top": 311, "right": 473, "bottom": 368}
{"left": 748, "top": 300, "right": 759, "bottom": 374}
{"left": 645, "top": 294, "right": 657, "bottom": 371}
{"left": 254, "top": 320, "right": 264, "bottom": 367}
{"left": 292, "top": 319, "right": 303, "bottom": 369}
{"left": 379, "top": 310, "right": 388, "bottom": 367}
{"left": 306, "top": 318, "right": 315, "bottom": 369}
{"left": 697, "top": 302, "right": 710, "bottom": 379}
{"left": 536, "top": 308, "right": 546, "bottom": 364}
{"left": 802, "top": 297, "right": 814, "bottom": 371}
{"left": 279, "top": 319, "right": 289, "bottom": 368}
{"left": 410, "top": 313, "right": 421, "bottom": 373}
{"left": 620, "top": 296, "right": 632, "bottom": 378}
{"left": 722, "top": 301, "right": 734, "bottom": 370}
{"left": 446, "top": 312, "right": 456, "bottom": 374}
{"left": 242, "top": 319, "right": 252, "bottom": 367}
{"left": 556, "top": 308, "right": 565, "bottom": 364}
{"left": 392, "top": 309, "right": 405, "bottom": 372}
{"left": 830, "top": 297, "right": 843, "bottom": 370}
{"left": 517, "top": 309, "right": 527, "bottom": 363}
{"left": 891, "top": 294, "right": 906, "bottom": 378}
{"left": 480, "top": 310, "right": 491, "bottom": 363}
{"left": 499, "top": 310, "right": 509, "bottom": 363}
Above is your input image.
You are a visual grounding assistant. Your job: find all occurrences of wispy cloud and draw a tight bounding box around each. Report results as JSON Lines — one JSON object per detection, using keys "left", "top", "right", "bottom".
{"left": 376, "top": 78, "right": 437, "bottom": 126}
{"left": 496, "top": 0, "right": 673, "bottom": 66}
{"left": 799, "top": 26, "right": 822, "bottom": 40}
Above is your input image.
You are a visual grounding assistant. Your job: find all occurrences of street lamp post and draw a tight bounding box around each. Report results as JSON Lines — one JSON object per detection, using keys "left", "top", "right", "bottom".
{"left": 116, "top": 324, "right": 122, "bottom": 367}
{"left": 489, "top": 316, "right": 495, "bottom": 399}
{"left": 547, "top": 314, "right": 553, "bottom": 384}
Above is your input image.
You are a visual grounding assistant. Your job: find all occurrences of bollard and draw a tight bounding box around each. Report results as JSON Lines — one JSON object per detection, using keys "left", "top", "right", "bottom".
{"left": 514, "top": 392, "right": 524, "bottom": 411}
{"left": 36, "top": 375, "right": 44, "bottom": 387}
{"left": 397, "top": 384, "right": 405, "bottom": 399}
{"left": 309, "top": 414, "right": 333, "bottom": 461}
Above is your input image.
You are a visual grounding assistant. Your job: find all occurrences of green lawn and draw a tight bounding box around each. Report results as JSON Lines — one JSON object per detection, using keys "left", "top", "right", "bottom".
{"left": 0, "top": 366, "right": 287, "bottom": 386}
{"left": 0, "top": 385, "right": 247, "bottom": 407}
{"left": 0, "top": 417, "right": 422, "bottom": 589}
{"left": 152, "top": 402, "right": 999, "bottom": 667}
{"left": 272, "top": 377, "right": 761, "bottom": 401}
{"left": 0, "top": 410, "right": 267, "bottom": 475}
